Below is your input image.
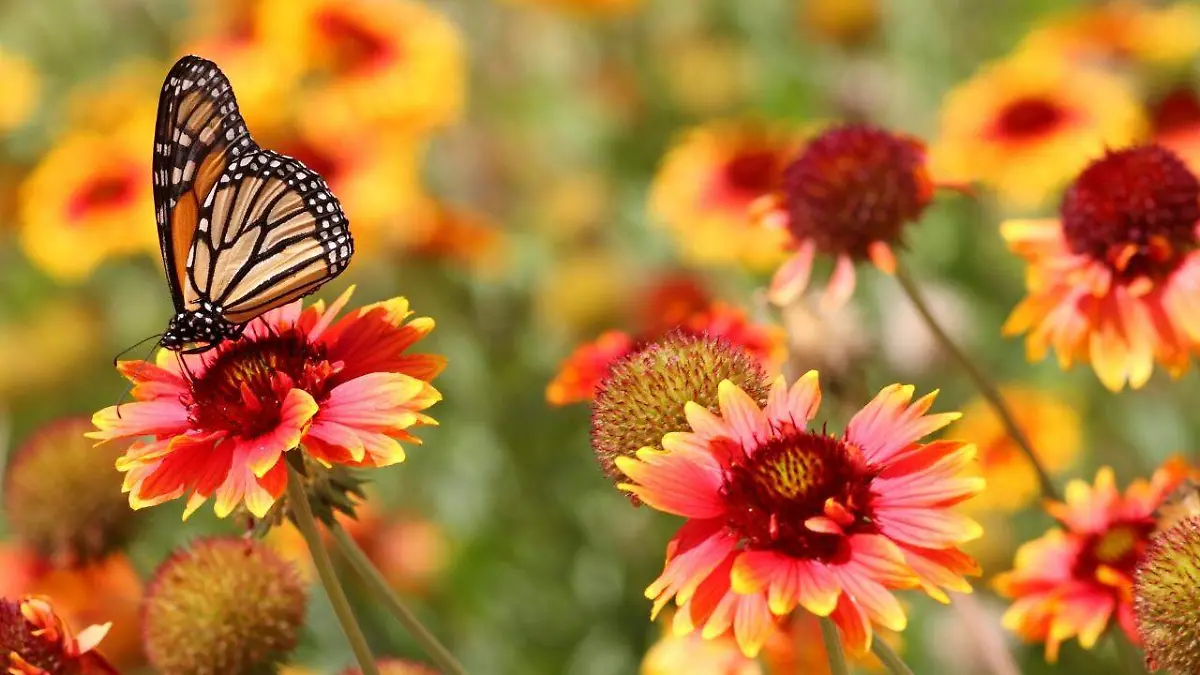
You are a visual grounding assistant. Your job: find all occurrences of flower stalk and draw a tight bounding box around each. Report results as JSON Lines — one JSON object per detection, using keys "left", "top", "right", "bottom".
{"left": 285, "top": 463, "right": 379, "bottom": 675}
{"left": 872, "top": 637, "right": 916, "bottom": 675}
{"left": 819, "top": 617, "right": 850, "bottom": 675}
{"left": 893, "top": 260, "right": 1059, "bottom": 501}
{"left": 330, "top": 522, "right": 468, "bottom": 675}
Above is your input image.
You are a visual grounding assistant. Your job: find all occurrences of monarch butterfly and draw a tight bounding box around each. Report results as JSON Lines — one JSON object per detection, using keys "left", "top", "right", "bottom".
{"left": 152, "top": 55, "right": 353, "bottom": 353}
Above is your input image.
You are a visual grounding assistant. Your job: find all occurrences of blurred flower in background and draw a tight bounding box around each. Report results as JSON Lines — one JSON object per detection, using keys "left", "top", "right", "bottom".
{"left": 951, "top": 387, "right": 1081, "bottom": 513}
{"left": 995, "top": 460, "right": 1191, "bottom": 661}
{"left": 502, "top": 0, "right": 643, "bottom": 16}
{"left": 1151, "top": 86, "right": 1200, "bottom": 176}
{"left": 0, "top": 48, "right": 39, "bottom": 134}
{"left": 1018, "top": 1, "right": 1200, "bottom": 68}
{"left": 143, "top": 537, "right": 307, "bottom": 675}
{"left": 798, "top": 0, "right": 880, "bottom": 49}
{"left": 930, "top": 52, "right": 1144, "bottom": 210}
{"left": 1002, "top": 145, "right": 1200, "bottom": 391}
{"left": 18, "top": 66, "right": 157, "bottom": 282}
{"left": 0, "top": 300, "right": 99, "bottom": 402}
{"left": 649, "top": 120, "right": 798, "bottom": 273}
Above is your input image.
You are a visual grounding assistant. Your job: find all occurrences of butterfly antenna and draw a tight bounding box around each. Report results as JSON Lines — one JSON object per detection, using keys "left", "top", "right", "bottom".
{"left": 111, "top": 332, "right": 165, "bottom": 367}
{"left": 113, "top": 336, "right": 164, "bottom": 420}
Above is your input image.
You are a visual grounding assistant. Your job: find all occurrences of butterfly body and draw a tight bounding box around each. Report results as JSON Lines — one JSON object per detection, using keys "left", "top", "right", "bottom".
{"left": 152, "top": 56, "right": 353, "bottom": 353}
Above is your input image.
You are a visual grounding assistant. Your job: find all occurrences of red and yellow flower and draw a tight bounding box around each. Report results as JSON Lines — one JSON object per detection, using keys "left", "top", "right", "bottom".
{"left": 649, "top": 121, "right": 799, "bottom": 272}
{"left": 0, "top": 596, "right": 116, "bottom": 675}
{"left": 766, "top": 124, "right": 936, "bottom": 309}
{"left": 930, "top": 52, "right": 1144, "bottom": 209}
{"left": 1018, "top": 1, "right": 1200, "bottom": 68}
{"left": 1002, "top": 145, "right": 1200, "bottom": 391}
{"left": 618, "top": 372, "right": 983, "bottom": 655}
{"left": 950, "top": 386, "right": 1081, "bottom": 512}
{"left": 1151, "top": 86, "right": 1200, "bottom": 177}
{"left": 295, "top": 0, "right": 464, "bottom": 139}
{"left": 18, "top": 102, "right": 156, "bottom": 281}
{"left": 995, "top": 460, "right": 1191, "bottom": 661}
{"left": 503, "top": 0, "right": 643, "bottom": 16}
{"left": 547, "top": 301, "right": 785, "bottom": 406}
{"left": 88, "top": 288, "right": 444, "bottom": 519}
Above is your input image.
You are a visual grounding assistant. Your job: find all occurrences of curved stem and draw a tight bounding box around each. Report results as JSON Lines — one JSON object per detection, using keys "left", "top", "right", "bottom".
{"left": 819, "top": 617, "right": 850, "bottom": 675}
{"left": 330, "top": 523, "right": 468, "bottom": 675}
{"left": 286, "top": 465, "right": 379, "bottom": 675}
{"left": 871, "top": 637, "right": 916, "bottom": 675}
{"left": 893, "top": 262, "right": 1059, "bottom": 501}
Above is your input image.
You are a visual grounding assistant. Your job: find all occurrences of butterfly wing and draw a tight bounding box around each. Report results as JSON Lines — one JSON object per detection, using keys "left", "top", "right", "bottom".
{"left": 188, "top": 149, "right": 353, "bottom": 324}
{"left": 152, "top": 55, "right": 256, "bottom": 313}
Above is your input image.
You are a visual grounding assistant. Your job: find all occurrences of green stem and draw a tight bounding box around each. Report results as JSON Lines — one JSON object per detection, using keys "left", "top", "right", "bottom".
{"left": 819, "top": 617, "right": 850, "bottom": 675}
{"left": 872, "top": 637, "right": 916, "bottom": 675}
{"left": 330, "top": 523, "right": 468, "bottom": 675}
{"left": 285, "top": 465, "right": 379, "bottom": 675}
{"left": 893, "top": 262, "right": 1060, "bottom": 501}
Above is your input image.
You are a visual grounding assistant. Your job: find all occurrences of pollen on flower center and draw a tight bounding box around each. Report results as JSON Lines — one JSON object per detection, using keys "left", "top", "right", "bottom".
{"left": 188, "top": 330, "right": 333, "bottom": 437}
{"left": 721, "top": 431, "right": 873, "bottom": 560}
{"left": 784, "top": 124, "right": 932, "bottom": 258}
{"left": 994, "top": 96, "right": 1066, "bottom": 139}
{"left": 1060, "top": 145, "right": 1200, "bottom": 282}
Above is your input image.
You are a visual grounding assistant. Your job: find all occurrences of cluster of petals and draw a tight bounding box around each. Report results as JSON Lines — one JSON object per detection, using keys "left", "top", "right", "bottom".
{"left": 616, "top": 372, "right": 983, "bottom": 656}
{"left": 994, "top": 460, "right": 1191, "bottom": 661}
{"left": 88, "top": 288, "right": 444, "bottom": 520}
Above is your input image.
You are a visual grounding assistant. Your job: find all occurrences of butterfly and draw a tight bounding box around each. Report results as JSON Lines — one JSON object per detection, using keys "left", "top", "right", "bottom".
{"left": 152, "top": 55, "right": 353, "bottom": 353}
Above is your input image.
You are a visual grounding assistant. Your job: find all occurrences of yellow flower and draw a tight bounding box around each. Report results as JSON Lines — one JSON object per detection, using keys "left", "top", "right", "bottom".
{"left": 641, "top": 627, "right": 761, "bottom": 675}
{"left": 949, "top": 386, "right": 1081, "bottom": 512}
{"left": 930, "top": 51, "right": 1144, "bottom": 209}
{"left": 1019, "top": 1, "right": 1200, "bottom": 67}
{"left": 649, "top": 120, "right": 800, "bottom": 272}
{"left": 536, "top": 248, "right": 637, "bottom": 336}
{"left": 0, "top": 300, "right": 98, "bottom": 402}
{"left": 0, "top": 48, "right": 39, "bottom": 133}
{"left": 296, "top": 0, "right": 465, "bottom": 138}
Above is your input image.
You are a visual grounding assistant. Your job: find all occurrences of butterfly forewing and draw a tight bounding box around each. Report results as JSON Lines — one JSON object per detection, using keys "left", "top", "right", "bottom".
{"left": 152, "top": 55, "right": 354, "bottom": 351}
{"left": 190, "top": 150, "right": 353, "bottom": 324}
{"left": 153, "top": 55, "right": 255, "bottom": 313}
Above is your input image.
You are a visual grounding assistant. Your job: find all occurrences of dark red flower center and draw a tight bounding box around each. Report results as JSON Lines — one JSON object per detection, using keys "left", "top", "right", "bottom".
{"left": 1152, "top": 88, "right": 1200, "bottom": 136}
{"left": 1061, "top": 145, "right": 1200, "bottom": 282}
{"left": 277, "top": 138, "right": 344, "bottom": 189}
{"left": 723, "top": 149, "right": 784, "bottom": 196}
{"left": 784, "top": 124, "right": 932, "bottom": 258}
{"left": 993, "top": 97, "right": 1067, "bottom": 140}
{"left": 720, "top": 430, "right": 876, "bottom": 561}
{"left": 187, "top": 330, "right": 334, "bottom": 438}
{"left": 316, "top": 9, "right": 397, "bottom": 75}
{"left": 1073, "top": 520, "right": 1155, "bottom": 583}
{"left": 67, "top": 169, "right": 137, "bottom": 222}
{"left": 0, "top": 601, "right": 77, "bottom": 675}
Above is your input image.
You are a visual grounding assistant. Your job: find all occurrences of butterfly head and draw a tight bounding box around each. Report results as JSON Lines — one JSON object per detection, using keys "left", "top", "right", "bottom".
{"left": 162, "top": 307, "right": 240, "bottom": 353}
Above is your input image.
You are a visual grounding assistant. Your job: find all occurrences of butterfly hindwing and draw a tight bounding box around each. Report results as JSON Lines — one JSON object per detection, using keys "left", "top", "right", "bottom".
{"left": 152, "top": 55, "right": 255, "bottom": 313}
{"left": 189, "top": 149, "right": 353, "bottom": 325}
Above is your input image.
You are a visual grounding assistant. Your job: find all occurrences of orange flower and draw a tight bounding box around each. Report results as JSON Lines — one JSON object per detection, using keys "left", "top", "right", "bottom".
{"left": 950, "top": 386, "right": 1081, "bottom": 512}
{"left": 995, "top": 460, "right": 1191, "bottom": 661}
{"left": 619, "top": 373, "right": 982, "bottom": 655}
{"left": 547, "top": 302, "right": 784, "bottom": 406}
{"left": 0, "top": 596, "right": 115, "bottom": 675}
{"left": 407, "top": 202, "right": 509, "bottom": 275}
{"left": 1019, "top": 1, "right": 1200, "bottom": 67}
{"left": 930, "top": 51, "right": 1144, "bottom": 209}
{"left": 502, "top": 0, "right": 642, "bottom": 16}
{"left": 295, "top": 0, "right": 464, "bottom": 138}
{"left": 89, "top": 288, "right": 444, "bottom": 519}
{"left": 766, "top": 124, "right": 935, "bottom": 309}
{"left": 0, "top": 48, "right": 39, "bottom": 133}
{"left": 1002, "top": 145, "right": 1200, "bottom": 391}
{"left": 649, "top": 121, "right": 799, "bottom": 272}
